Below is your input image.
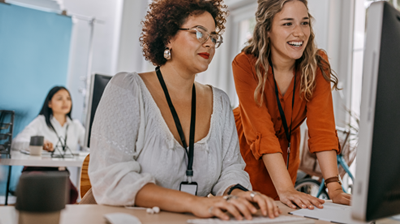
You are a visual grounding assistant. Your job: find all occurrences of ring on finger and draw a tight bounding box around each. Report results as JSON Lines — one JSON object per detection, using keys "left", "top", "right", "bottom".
{"left": 223, "top": 195, "right": 238, "bottom": 201}
{"left": 249, "top": 191, "right": 260, "bottom": 201}
{"left": 208, "top": 206, "right": 214, "bottom": 214}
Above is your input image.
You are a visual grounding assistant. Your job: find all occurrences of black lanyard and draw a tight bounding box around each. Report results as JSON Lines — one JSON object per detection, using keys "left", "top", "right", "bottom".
{"left": 155, "top": 67, "right": 196, "bottom": 183}
{"left": 269, "top": 59, "right": 296, "bottom": 169}
{"left": 51, "top": 124, "right": 69, "bottom": 151}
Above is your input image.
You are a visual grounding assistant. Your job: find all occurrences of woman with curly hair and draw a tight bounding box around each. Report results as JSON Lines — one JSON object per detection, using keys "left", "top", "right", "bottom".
{"left": 232, "top": 0, "right": 351, "bottom": 209}
{"left": 88, "top": 0, "right": 280, "bottom": 220}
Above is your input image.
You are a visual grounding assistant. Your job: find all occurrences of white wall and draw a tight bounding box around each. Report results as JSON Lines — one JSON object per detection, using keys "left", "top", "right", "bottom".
{"left": 351, "top": 0, "right": 366, "bottom": 122}
{"left": 63, "top": 0, "right": 124, "bottom": 122}
{"left": 64, "top": 0, "right": 123, "bottom": 74}
{"left": 326, "top": 0, "right": 355, "bottom": 128}
{"left": 116, "top": 0, "right": 153, "bottom": 74}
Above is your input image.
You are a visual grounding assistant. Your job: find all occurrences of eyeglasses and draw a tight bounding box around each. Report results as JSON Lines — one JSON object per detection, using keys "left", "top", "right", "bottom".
{"left": 179, "top": 26, "right": 223, "bottom": 48}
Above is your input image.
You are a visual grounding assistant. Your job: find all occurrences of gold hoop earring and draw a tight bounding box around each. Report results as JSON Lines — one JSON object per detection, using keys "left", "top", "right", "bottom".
{"left": 164, "top": 48, "right": 171, "bottom": 60}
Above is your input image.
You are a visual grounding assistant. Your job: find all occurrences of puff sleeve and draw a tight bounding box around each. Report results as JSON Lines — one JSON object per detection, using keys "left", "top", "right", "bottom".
{"left": 88, "top": 73, "right": 155, "bottom": 206}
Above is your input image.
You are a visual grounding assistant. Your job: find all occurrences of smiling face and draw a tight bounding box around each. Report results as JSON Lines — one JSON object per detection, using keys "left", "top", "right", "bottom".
{"left": 48, "top": 89, "right": 72, "bottom": 116}
{"left": 268, "top": 0, "right": 310, "bottom": 63}
{"left": 166, "top": 11, "right": 217, "bottom": 74}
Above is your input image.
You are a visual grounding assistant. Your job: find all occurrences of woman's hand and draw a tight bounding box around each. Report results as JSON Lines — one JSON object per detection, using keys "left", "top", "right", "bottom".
{"left": 233, "top": 190, "right": 281, "bottom": 218}
{"left": 42, "top": 140, "right": 54, "bottom": 152}
{"left": 190, "top": 191, "right": 280, "bottom": 221}
{"left": 261, "top": 153, "right": 324, "bottom": 210}
{"left": 278, "top": 188, "right": 325, "bottom": 210}
{"left": 328, "top": 187, "right": 351, "bottom": 205}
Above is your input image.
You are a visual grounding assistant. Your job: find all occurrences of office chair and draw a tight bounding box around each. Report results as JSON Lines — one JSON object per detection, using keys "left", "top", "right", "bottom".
{"left": 80, "top": 154, "right": 91, "bottom": 197}
{"left": 79, "top": 154, "right": 97, "bottom": 204}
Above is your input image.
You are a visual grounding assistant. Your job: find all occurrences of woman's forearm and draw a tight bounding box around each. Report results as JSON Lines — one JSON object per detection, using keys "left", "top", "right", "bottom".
{"left": 262, "top": 153, "right": 295, "bottom": 194}
{"left": 135, "top": 183, "right": 197, "bottom": 213}
{"left": 315, "top": 150, "right": 342, "bottom": 192}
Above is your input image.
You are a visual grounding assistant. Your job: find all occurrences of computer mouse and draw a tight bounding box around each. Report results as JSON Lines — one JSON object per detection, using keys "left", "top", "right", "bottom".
{"left": 104, "top": 212, "right": 142, "bottom": 224}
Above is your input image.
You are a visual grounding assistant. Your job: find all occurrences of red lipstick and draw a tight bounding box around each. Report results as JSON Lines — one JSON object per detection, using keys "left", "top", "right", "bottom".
{"left": 198, "top": 52, "right": 210, "bottom": 59}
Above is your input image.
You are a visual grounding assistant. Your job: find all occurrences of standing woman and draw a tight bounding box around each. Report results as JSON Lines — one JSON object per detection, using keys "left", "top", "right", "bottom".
{"left": 13, "top": 86, "right": 85, "bottom": 203}
{"left": 232, "top": 0, "right": 351, "bottom": 209}
{"left": 88, "top": 0, "right": 280, "bottom": 220}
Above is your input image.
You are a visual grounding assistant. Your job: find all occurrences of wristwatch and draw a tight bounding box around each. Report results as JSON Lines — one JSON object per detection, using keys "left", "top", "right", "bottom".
{"left": 324, "top": 175, "right": 342, "bottom": 187}
{"left": 227, "top": 184, "right": 249, "bottom": 195}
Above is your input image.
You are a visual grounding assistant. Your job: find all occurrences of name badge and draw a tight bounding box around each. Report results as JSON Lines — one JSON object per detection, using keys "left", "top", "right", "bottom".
{"left": 179, "top": 181, "right": 198, "bottom": 195}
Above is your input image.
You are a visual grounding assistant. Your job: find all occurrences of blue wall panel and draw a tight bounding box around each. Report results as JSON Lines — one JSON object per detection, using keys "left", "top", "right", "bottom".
{"left": 0, "top": 3, "right": 72, "bottom": 196}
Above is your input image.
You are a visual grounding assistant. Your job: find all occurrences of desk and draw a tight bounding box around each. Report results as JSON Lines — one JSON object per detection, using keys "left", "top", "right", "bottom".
{"left": 0, "top": 150, "right": 87, "bottom": 205}
{"left": 0, "top": 203, "right": 399, "bottom": 224}
{"left": 0, "top": 150, "right": 87, "bottom": 167}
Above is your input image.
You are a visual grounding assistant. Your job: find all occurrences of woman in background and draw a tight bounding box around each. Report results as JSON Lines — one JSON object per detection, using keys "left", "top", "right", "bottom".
{"left": 88, "top": 0, "right": 280, "bottom": 221}
{"left": 13, "top": 86, "right": 85, "bottom": 153}
{"left": 232, "top": 0, "right": 351, "bottom": 210}
{"left": 13, "top": 86, "right": 85, "bottom": 204}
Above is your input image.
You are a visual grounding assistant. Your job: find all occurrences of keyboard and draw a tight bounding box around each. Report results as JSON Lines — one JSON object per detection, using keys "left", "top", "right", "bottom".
{"left": 20, "top": 149, "right": 52, "bottom": 155}
{"left": 187, "top": 215, "right": 314, "bottom": 224}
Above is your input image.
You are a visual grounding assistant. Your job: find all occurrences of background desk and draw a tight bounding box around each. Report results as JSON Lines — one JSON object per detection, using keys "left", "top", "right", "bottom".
{"left": 0, "top": 150, "right": 87, "bottom": 205}
{"left": 1, "top": 203, "right": 399, "bottom": 224}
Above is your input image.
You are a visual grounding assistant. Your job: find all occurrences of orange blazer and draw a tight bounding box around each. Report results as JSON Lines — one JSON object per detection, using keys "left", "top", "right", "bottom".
{"left": 232, "top": 50, "right": 340, "bottom": 200}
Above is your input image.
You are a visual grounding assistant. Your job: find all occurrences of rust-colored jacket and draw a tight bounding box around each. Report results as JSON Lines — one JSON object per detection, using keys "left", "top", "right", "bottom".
{"left": 232, "top": 50, "right": 340, "bottom": 200}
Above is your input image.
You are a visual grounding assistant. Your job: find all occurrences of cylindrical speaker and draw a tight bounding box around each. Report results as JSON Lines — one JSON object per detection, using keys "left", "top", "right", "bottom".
{"left": 15, "top": 172, "right": 69, "bottom": 224}
{"left": 29, "top": 136, "right": 44, "bottom": 156}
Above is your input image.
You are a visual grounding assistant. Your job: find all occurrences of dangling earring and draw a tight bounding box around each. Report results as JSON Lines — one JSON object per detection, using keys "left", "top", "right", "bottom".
{"left": 164, "top": 48, "right": 171, "bottom": 60}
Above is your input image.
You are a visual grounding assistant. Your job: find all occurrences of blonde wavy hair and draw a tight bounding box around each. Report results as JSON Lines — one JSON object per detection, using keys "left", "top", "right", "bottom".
{"left": 243, "top": 0, "right": 339, "bottom": 105}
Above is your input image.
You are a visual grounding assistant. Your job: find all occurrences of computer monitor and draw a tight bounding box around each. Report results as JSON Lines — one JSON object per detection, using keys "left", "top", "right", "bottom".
{"left": 352, "top": 1, "right": 400, "bottom": 222}
{"left": 84, "top": 74, "right": 112, "bottom": 148}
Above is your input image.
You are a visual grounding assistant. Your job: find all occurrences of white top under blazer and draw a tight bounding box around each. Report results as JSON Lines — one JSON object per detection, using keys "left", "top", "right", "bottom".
{"left": 13, "top": 115, "right": 85, "bottom": 152}
{"left": 88, "top": 72, "right": 251, "bottom": 206}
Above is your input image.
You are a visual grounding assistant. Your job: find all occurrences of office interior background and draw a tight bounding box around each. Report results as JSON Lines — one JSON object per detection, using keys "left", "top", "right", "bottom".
{"left": 0, "top": 0, "right": 399, "bottom": 203}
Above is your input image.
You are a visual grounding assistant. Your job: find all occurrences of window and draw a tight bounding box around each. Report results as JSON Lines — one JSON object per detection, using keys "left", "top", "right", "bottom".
{"left": 237, "top": 18, "right": 256, "bottom": 52}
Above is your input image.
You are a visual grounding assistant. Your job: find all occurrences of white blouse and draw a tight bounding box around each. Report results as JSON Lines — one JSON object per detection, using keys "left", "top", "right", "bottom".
{"left": 12, "top": 115, "right": 85, "bottom": 152}
{"left": 89, "top": 72, "right": 251, "bottom": 206}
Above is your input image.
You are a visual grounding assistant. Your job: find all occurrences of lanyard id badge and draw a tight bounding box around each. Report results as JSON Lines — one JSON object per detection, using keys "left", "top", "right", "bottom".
{"left": 51, "top": 124, "right": 69, "bottom": 151}
{"left": 179, "top": 181, "right": 198, "bottom": 195}
{"left": 156, "top": 67, "right": 197, "bottom": 195}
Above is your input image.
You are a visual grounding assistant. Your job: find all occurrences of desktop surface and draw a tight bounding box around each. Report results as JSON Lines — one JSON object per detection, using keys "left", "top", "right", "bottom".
{"left": 0, "top": 150, "right": 87, "bottom": 205}
{"left": 0, "top": 150, "right": 87, "bottom": 167}
{"left": 1, "top": 202, "right": 400, "bottom": 224}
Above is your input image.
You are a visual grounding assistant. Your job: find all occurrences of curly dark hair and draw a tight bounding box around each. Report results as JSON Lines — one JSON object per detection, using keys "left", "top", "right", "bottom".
{"left": 140, "top": 0, "right": 228, "bottom": 66}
